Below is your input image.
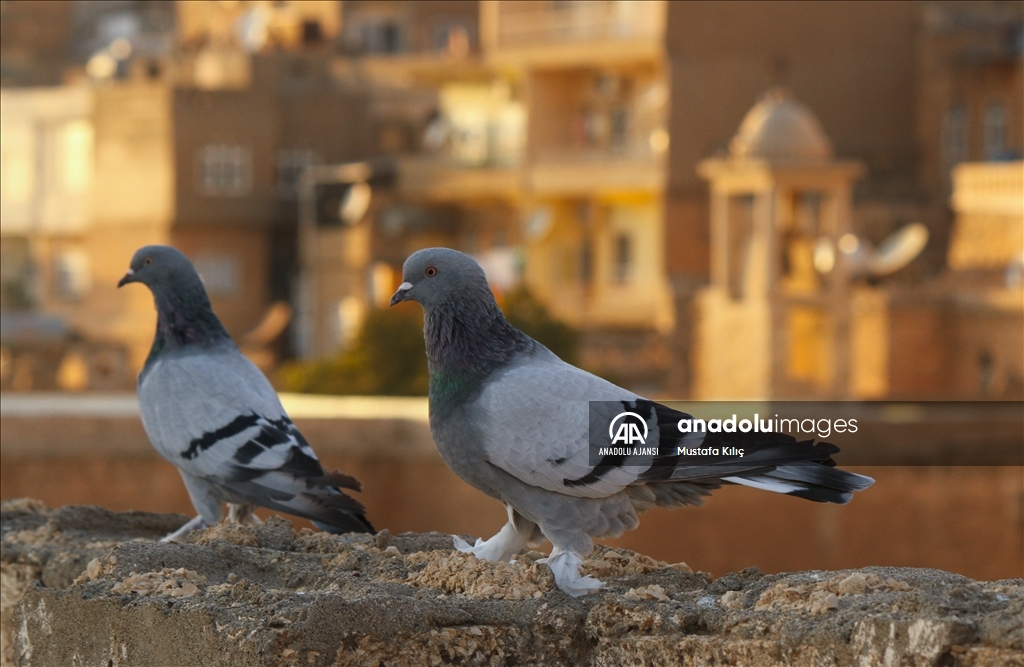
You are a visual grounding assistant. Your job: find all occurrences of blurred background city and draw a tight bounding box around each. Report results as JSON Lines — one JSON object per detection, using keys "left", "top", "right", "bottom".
{"left": 1, "top": 1, "right": 1021, "bottom": 580}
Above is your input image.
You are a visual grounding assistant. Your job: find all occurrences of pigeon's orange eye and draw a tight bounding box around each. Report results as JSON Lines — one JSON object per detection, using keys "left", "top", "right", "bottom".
{"left": 425, "top": 266, "right": 437, "bottom": 277}
{"left": 143, "top": 257, "right": 154, "bottom": 266}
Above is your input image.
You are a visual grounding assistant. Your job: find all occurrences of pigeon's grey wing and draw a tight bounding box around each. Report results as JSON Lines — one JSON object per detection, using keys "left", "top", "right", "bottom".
{"left": 472, "top": 352, "right": 874, "bottom": 505}
{"left": 472, "top": 354, "right": 656, "bottom": 499}
{"left": 138, "top": 349, "right": 372, "bottom": 532}
{"left": 138, "top": 349, "right": 315, "bottom": 480}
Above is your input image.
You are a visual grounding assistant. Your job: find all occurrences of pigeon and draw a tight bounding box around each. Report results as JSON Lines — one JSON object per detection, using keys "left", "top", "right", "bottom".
{"left": 390, "top": 247, "right": 873, "bottom": 597}
{"left": 118, "top": 245, "right": 373, "bottom": 541}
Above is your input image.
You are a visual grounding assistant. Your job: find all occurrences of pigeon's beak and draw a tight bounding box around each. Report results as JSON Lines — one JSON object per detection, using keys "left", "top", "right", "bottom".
{"left": 389, "top": 281, "right": 413, "bottom": 306}
{"left": 117, "top": 269, "right": 136, "bottom": 288}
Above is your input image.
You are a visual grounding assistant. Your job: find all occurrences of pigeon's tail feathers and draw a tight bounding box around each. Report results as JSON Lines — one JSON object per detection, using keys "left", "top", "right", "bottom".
{"left": 226, "top": 472, "right": 375, "bottom": 534}
{"left": 724, "top": 464, "right": 874, "bottom": 505}
{"left": 307, "top": 499, "right": 376, "bottom": 534}
{"left": 308, "top": 470, "right": 363, "bottom": 493}
{"left": 295, "top": 470, "right": 374, "bottom": 532}
{"left": 768, "top": 462, "right": 875, "bottom": 491}
{"left": 264, "top": 486, "right": 374, "bottom": 533}
{"left": 624, "top": 400, "right": 873, "bottom": 505}
{"left": 627, "top": 480, "right": 720, "bottom": 513}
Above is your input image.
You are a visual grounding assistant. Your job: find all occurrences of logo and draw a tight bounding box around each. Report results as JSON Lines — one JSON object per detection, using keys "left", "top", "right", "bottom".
{"left": 609, "top": 412, "right": 649, "bottom": 445}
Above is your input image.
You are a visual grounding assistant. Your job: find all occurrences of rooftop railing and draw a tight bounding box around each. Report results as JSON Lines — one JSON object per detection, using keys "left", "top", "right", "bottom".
{"left": 490, "top": 0, "right": 665, "bottom": 49}
{"left": 951, "top": 160, "right": 1024, "bottom": 217}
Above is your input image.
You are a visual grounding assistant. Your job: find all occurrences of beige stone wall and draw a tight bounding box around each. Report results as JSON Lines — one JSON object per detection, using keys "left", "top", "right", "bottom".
{"left": 10, "top": 84, "right": 176, "bottom": 373}
{"left": 0, "top": 0, "right": 72, "bottom": 86}
{"left": 92, "top": 83, "right": 176, "bottom": 229}
{"left": 881, "top": 292, "right": 1023, "bottom": 401}
{"left": 50, "top": 225, "right": 170, "bottom": 373}
{"left": 84, "top": 84, "right": 174, "bottom": 371}
{"left": 850, "top": 287, "right": 890, "bottom": 399}
{"left": 947, "top": 296, "right": 1024, "bottom": 400}
{"left": 693, "top": 288, "right": 772, "bottom": 399}
{"left": 885, "top": 297, "right": 953, "bottom": 399}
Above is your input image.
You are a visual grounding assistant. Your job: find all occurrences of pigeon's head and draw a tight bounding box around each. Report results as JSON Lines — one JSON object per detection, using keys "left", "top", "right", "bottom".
{"left": 117, "top": 245, "right": 203, "bottom": 294}
{"left": 390, "top": 247, "right": 491, "bottom": 310}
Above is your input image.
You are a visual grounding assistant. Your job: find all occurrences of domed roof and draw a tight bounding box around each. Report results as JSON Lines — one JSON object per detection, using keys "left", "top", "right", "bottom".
{"left": 728, "top": 89, "right": 833, "bottom": 162}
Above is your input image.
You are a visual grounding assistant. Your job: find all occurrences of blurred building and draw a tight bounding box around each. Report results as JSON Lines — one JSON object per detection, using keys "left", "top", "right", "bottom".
{"left": 0, "top": 83, "right": 135, "bottom": 390}
{"left": 694, "top": 91, "right": 866, "bottom": 399}
{"left": 917, "top": 1, "right": 1024, "bottom": 197}
{"left": 312, "top": 0, "right": 676, "bottom": 389}
{"left": 0, "top": 1, "right": 393, "bottom": 389}
{"left": 694, "top": 90, "right": 1023, "bottom": 400}
{"left": 0, "top": 0, "right": 74, "bottom": 87}
{"left": 1, "top": 0, "right": 1021, "bottom": 399}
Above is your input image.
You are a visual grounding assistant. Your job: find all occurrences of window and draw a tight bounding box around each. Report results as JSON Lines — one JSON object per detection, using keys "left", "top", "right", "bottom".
{"left": 275, "top": 148, "right": 320, "bottom": 198}
{"left": 193, "top": 255, "right": 240, "bottom": 297}
{"left": 794, "top": 192, "right": 821, "bottom": 234}
{"left": 580, "top": 238, "right": 594, "bottom": 285}
{"left": 983, "top": 103, "right": 1007, "bottom": 161}
{"left": 432, "top": 22, "right": 473, "bottom": 56}
{"left": 726, "top": 195, "right": 755, "bottom": 301}
{"left": 301, "top": 20, "right": 324, "bottom": 45}
{"left": 197, "top": 145, "right": 251, "bottom": 197}
{"left": 613, "top": 233, "right": 632, "bottom": 284}
{"left": 361, "top": 21, "right": 402, "bottom": 53}
{"left": 1, "top": 238, "right": 34, "bottom": 310}
{"left": 942, "top": 106, "right": 969, "bottom": 165}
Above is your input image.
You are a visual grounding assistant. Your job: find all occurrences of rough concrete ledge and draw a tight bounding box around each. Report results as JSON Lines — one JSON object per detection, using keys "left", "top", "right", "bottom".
{"left": 2, "top": 499, "right": 1021, "bottom": 667}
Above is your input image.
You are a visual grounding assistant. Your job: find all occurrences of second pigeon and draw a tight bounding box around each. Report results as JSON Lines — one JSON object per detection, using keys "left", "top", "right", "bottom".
{"left": 119, "top": 245, "right": 373, "bottom": 541}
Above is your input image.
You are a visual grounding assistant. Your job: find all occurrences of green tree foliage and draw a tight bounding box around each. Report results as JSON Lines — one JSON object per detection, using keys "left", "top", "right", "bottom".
{"left": 277, "top": 286, "right": 578, "bottom": 396}
{"left": 277, "top": 306, "right": 428, "bottom": 396}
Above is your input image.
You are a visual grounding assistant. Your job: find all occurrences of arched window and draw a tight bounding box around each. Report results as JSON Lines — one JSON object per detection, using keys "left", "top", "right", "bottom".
{"left": 942, "top": 105, "right": 968, "bottom": 165}
{"left": 983, "top": 102, "right": 1007, "bottom": 161}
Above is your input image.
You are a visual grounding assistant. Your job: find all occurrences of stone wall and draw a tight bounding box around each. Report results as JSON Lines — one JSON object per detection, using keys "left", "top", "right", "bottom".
{"left": 2, "top": 500, "right": 1021, "bottom": 667}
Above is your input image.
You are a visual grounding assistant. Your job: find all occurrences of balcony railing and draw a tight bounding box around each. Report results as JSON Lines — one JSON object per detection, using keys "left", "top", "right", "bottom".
{"left": 527, "top": 150, "right": 665, "bottom": 196}
{"left": 491, "top": 0, "right": 665, "bottom": 49}
{"left": 396, "top": 156, "right": 522, "bottom": 201}
{"left": 948, "top": 161, "right": 1024, "bottom": 272}
{"left": 950, "top": 161, "right": 1024, "bottom": 217}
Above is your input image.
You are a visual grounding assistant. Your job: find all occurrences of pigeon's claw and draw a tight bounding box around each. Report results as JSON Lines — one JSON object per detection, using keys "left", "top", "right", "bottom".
{"left": 453, "top": 535, "right": 478, "bottom": 552}
{"left": 453, "top": 535, "right": 496, "bottom": 558}
{"left": 539, "top": 548, "right": 603, "bottom": 597}
{"left": 453, "top": 521, "right": 533, "bottom": 562}
{"left": 160, "top": 515, "right": 209, "bottom": 543}
{"left": 227, "top": 502, "right": 262, "bottom": 525}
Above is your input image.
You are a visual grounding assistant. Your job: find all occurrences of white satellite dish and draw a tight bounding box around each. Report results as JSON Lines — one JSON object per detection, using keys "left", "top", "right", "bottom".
{"left": 524, "top": 207, "right": 554, "bottom": 241}
{"left": 340, "top": 182, "right": 372, "bottom": 226}
{"left": 833, "top": 223, "right": 929, "bottom": 278}
{"left": 867, "top": 223, "right": 929, "bottom": 276}
{"left": 235, "top": 6, "right": 270, "bottom": 53}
